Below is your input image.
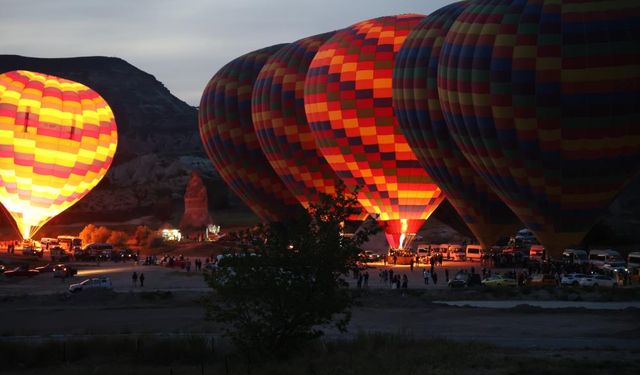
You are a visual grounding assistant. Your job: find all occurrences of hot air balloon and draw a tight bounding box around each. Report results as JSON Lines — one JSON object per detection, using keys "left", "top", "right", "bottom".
{"left": 0, "top": 70, "right": 118, "bottom": 239}
{"left": 438, "top": 0, "right": 640, "bottom": 256}
{"left": 393, "top": 2, "right": 520, "bottom": 250}
{"left": 304, "top": 15, "right": 445, "bottom": 249}
{"left": 199, "top": 45, "right": 300, "bottom": 222}
{"left": 251, "top": 32, "right": 367, "bottom": 221}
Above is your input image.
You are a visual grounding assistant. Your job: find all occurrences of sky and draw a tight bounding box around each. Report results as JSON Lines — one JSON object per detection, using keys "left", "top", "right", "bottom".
{"left": 2, "top": 0, "right": 453, "bottom": 106}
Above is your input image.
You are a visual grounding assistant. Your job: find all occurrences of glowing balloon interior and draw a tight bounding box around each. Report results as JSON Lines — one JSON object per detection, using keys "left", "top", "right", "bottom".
{"left": 0, "top": 70, "right": 118, "bottom": 239}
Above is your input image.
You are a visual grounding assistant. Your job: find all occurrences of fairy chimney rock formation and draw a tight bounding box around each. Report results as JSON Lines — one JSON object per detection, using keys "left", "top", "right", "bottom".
{"left": 180, "top": 171, "right": 212, "bottom": 229}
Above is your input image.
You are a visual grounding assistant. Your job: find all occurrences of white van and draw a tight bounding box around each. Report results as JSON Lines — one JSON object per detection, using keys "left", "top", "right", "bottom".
{"left": 588, "top": 249, "right": 622, "bottom": 268}
{"left": 449, "top": 245, "right": 465, "bottom": 261}
{"left": 562, "top": 249, "right": 589, "bottom": 265}
{"left": 627, "top": 252, "right": 640, "bottom": 269}
{"left": 465, "top": 244, "right": 482, "bottom": 261}
{"left": 416, "top": 244, "right": 432, "bottom": 259}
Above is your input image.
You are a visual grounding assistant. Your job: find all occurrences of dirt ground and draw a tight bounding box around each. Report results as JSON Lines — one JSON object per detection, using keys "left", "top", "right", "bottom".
{"left": 1, "top": 259, "right": 638, "bottom": 366}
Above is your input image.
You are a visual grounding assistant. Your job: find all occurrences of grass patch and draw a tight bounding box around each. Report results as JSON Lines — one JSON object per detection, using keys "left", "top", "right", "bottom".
{"left": 0, "top": 334, "right": 636, "bottom": 375}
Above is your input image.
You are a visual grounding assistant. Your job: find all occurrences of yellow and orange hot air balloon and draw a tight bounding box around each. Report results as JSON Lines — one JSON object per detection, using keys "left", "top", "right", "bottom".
{"left": 0, "top": 70, "right": 118, "bottom": 239}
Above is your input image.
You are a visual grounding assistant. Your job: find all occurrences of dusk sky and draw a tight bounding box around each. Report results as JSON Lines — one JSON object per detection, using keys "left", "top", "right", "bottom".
{"left": 2, "top": 0, "right": 452, "bottom": 106}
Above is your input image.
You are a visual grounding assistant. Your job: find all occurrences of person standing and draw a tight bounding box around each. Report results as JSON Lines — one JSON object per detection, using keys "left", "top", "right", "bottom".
{"left": 423, "top": 268, "right": 429, "bottom": 285}
{"left": 364, "top": 271, "right": 369, "bottom": 288}
{"left": 139, "top": 272, "right": 145, "bottom": 287}
{"left": 402, "top": 274, "right": 408, "bottom": 289}
{"left": 445, "top": 268, "right": 449, "bottom": 283}
{"left": 132, "top": 271, "right": 138, "bottom": 287}
{"left": 432, "top": 271, "right": 438, "bottom": 285}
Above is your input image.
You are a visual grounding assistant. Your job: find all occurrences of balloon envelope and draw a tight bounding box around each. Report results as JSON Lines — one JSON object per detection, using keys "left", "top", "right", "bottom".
{"left": 252, "top": 32, "right": 367, "bottom": 220}
{"left": 199, "top": 45, "right": 300, "bottom": 222}
{"left": 394, "top": 2, "right": 520, "bottom": 249}
{"left": 0, "top": 70, "right": 118, "bottom": 239}
{"left": 304, "top": 15, "right": 445, "bottom": 249}
{"left": 438, "top": 0, "right": 640, "bottom": 255}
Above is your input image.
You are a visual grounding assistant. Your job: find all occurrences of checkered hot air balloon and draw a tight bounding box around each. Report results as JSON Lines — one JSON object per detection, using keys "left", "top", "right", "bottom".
{"left": 199, "top": 45, "right": 300, "bottom": 222}
{"left": 438, "top": 0, "right": 640, "bottom": 256}
{"left": 252, "top": 32, "right": 367, "bottom": 221}
{"left": 394, "top": 2, "right": 521, "bottom": 250}
{"left": 305, "top": 15, "right": 445, "bottom": 249}
{"left": 0, "top": 70, "right": 118, "bottom": 239}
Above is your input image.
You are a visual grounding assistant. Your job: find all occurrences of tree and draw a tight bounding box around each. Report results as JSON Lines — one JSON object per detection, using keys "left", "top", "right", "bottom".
{"left": 204, "top": 183, "right": 377, "bottom": 360}
{"left": 78, "top": 224, "right": 97, "bottom": 245}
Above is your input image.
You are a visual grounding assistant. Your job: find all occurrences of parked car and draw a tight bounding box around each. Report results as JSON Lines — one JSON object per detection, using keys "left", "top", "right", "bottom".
{"left": 35, "top": 263, "right": 55, "bottom": 273}
{"left": 481, "top": 275, "right": 517, "bottom": 287}
{"left": 579, "top": 274, "right": 618, "bottom": 288}
{"left": 528, "top": 245, "right": 545, "bottom": 262}
{"left": 53, "top": 264, "right": 78, "bottom": 278}
{"left": 117, "top": 248, "right": 138, "bottom": 262}
{"left": 448, "top": 272, "right": 481, "bottom": 288}
{"left": 560, "top": 273, "right": 588, "bottom": 286}
{"left": 50, "top": 246, "right": 71, "bottom": 262}
{"left": 528, "top": 274, "right": 556, "bottom": 287}
{"left": 68, "top": 277, "right": 113, "bottom": 293}
{"left": 602, "top": 261, "right": 628, "bottom": 272}
{"left": 360, "top": 251, "right": 381, "bottom": 262}
{"left": 22, "top": 246, "right": 43, "bottom": 257}
{"left": 4, "top": 266, "right": 39, "bottom": 278}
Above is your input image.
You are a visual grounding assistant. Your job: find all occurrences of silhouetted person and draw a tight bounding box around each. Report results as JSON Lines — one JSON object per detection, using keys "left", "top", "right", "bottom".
{"left": 432, "top": 271, "right": 438, "bottom": 285}
{"left": 139, "top": 272, "right": 145, "bottom": 287}
{"left": 132, "top": 271, "right": 138, "bottom": 287}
